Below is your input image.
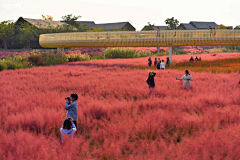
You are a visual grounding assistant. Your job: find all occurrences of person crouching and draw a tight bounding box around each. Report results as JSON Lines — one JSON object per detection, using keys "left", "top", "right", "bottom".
{"left": 60, "top": 118, "right": 77, "bottom": 142}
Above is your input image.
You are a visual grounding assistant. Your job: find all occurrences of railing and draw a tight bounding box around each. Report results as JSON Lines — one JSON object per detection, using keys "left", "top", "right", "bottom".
{"left": 39, "top": 30, "right": 240, "bottom": 48}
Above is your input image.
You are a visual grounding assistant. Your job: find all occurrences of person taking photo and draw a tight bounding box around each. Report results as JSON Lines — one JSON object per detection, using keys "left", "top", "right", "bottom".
{"left": 65, "top": 93, "right": 78, "bottom": 132}
{"left": 60, "top": 118, "right": 77, "bottom": 142}
{"left": 176, "top": 70, "right": 193, "bottom": 87}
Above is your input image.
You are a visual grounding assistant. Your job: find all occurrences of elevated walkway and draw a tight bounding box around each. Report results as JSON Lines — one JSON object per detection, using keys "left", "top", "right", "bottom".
{"left": 39, "top": 30, "right": 240, "bottom": 64}
{"left": 39, "top": 30, "right": 240, "bottom": 48}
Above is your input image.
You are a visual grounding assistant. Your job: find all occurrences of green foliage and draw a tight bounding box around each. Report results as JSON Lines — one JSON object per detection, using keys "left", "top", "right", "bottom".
{"left": 16, "top": 22, "right": 38, "bottom": 49}
{"left": 0, "top": 55, "right": 29, "bottom": 70}
{"left": 144, "top": 22, "right": 155, "bottom": 31}
{"left": 0, "top": 50, "right": 95, "bottom": 71}
{"left": 218, "top": 24, "right": 233, "bottom": 29}
{"left": 103, "top": 48, "right": 152, "bottom": 59}
{"left": 61, "top": 14, "right": 88, "bottom": 32}
{"left": 165, "top": 17, "right": 179, "bottom": 30}
{"left": 234, "top": 25, "right": 240, "bottom": 30}
{"left": 65, "top": 53, "right": 90, "bottom": 62}
{"left": 40, "top": 51, "right": 68, "bottom": 66}
{"left": 90, "top": 55, "right": 104, "bottom": 60}
{"left": 0, "top": 62, "right": 7, "bottom": 71}
{"left": 88, "top": 27, "right": 106, "bottom": 32}
{"left": 0, "top": 20, "right": 15, "bottom": 49}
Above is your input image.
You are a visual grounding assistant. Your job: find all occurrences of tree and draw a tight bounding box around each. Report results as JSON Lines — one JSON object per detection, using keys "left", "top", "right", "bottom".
{"left": 234, "top": 25, "right": 240, "bottom": 30}
{"left": 218, "top": 24, "right": 233, "bottom": 29}
{"left": 0, "top": 20, "right": 15, "bottom": 49}
{"left": 88, "top": 27, "right": 106, "bottom": 32}
{"left": 41, "top": 15, "right": 53, "bottom": 21}
{"left": 16, "top": 22, "right": 38, "bottom": 49}
{"left": 61, "top": 14, "right": 87, "bottom": 32}
{"left": 144, "top": 22, "right": 155, "bottom": 31}
{"left": 165, "top": 17, "right": 179, "bottom": 30}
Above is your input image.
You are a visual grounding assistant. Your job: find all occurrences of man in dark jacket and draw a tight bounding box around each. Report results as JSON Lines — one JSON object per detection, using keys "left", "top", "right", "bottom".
{"left": 148, "top": 57, "right": 152, "bottom": 67}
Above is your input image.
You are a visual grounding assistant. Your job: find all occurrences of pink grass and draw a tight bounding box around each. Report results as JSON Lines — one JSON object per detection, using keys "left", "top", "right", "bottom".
{"left": 77, "top": 52, "right": 240, "bottom": 67}
{"left": 0, "top": 60, "right": 240, "bottom": 159}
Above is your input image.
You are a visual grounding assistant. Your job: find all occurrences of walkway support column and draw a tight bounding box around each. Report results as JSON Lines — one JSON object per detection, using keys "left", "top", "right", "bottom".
{"left": 169, "top": 46, "right": 172, "bottom": 65}
{"left": 157, "top": 47, "right": 160, "bottom": 53}
{"left": 57, "top": 47, "right": 64, "bottom": 54}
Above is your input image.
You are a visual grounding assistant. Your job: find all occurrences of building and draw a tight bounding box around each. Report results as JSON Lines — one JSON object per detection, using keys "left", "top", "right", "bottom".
{"left": 72, "top": 21, "right": 136, "bottom": 31}
{"left": 141, "top": 25, "right": 167, "bottom": 31}
{"left": 95, "top": 22, "right": 136, "bottom": 31}
{"left": 190, "top": 21, "right": 218, "bottom": 29}
{"left": 15, "top": 17, "right": 67, "bottom": 28}
{"left": 177, "top": 23, "right": 197, "bottom": 30}
{"left": 177, "top": 21, "right": 218, "bottom": 30}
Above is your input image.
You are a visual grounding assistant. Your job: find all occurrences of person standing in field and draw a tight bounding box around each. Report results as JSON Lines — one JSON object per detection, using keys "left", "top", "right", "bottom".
{"left": 176, "top": 70, "right": 193, "bottom": 87}
{"left": 146, "top": 72, "right": 156, "bottom": 89}
{"left": 160, "top": 60, "right": 165, "bottom": 70}
{"left": 195, "top": 56, "right": 199, "bottom": 61}
{"left": 166, "top": 57, "right": 170, "bottom": 66}
{"left": 60, "top": 119, "right": 77, "bottom": 142}
{"left": 157, "top": 60, "right": 161, "bottom": 69}
{"left": 154, "top": 58, "right": 158, "bottom": 66}
{"left": 148, "top": 57, "right": 152, "bottom": 67}
{"left": 65, "top": 93, "right": 78, "bottom": 134}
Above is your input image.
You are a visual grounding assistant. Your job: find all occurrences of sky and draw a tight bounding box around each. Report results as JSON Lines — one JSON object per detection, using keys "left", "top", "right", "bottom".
{"left": 0, "top": 0, "right": 239, "bottom": 30}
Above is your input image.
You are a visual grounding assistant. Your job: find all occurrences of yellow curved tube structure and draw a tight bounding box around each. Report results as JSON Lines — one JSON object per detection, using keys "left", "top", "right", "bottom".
{"left": 39, "top": 30, "right": 240, "bottom": 48}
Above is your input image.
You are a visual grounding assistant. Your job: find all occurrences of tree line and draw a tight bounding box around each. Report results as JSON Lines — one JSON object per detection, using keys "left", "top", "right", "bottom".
{"left": 0, "top": 15, "right": 239, "bottom": 49}
{"left": 0, "top": 14, "right": 125, "bottom": 49}
{"left": 144, "top": 17, "right": 240, "bottom": 31}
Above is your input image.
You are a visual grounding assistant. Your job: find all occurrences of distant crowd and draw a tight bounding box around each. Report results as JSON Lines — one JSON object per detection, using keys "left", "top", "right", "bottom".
{"left": 148, "top": 57, "right": 171, "bottom": 69}
{"left": 189, "top": 56, "right": 201, "bottom": 61}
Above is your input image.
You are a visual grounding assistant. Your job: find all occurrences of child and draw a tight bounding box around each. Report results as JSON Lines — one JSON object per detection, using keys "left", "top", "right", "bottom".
{"left": 60, "top": 119, "right": 77, "bottom": 142}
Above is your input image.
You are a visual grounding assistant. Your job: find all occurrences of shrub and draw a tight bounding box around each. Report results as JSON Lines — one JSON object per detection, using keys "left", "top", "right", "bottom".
{"left": 176, "top": 50, "right": 188, "bottom": 55}
{"left": 104, "top": 48, "right": 139, "bottom": 59}
{"left": 5, "top": 60, "right": 17, "bottom": 69}
{"left": 0, "top": 62, "right": 7, "bottom": 71}
{"left": 66, "top": 53, "right": 90, "bottom": 62}
{"left": 28, "top": 55, "right": 42, "bottom": 66}
{"left": 41, "top": 51, "right": 68, "bottom": 66}
{"left": 138, "top": 50, "right": 152, "bottom": 57}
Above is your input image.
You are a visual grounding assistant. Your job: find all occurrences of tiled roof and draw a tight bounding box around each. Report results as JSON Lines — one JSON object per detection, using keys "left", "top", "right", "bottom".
{"left": 190, "top": 21, "right": 218, "bottom": 29}
{"left": 96, "top": 22, "right": 132, "bottom": 30}
{"left": 178, "top": 23, "right": 197, "bottom": 30}
{"left": 20, "top": 17, "right": 66, "bottom": 28}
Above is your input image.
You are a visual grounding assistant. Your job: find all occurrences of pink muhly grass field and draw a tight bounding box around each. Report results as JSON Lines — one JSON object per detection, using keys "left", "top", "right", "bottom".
{"left": 78, "top": 52, "right": 240, "bottom": 67}
{"left": 0, "top": 61, "right": 240, "bottom": 159}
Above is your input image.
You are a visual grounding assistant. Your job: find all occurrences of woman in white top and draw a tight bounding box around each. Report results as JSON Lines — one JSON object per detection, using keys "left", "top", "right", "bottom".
{"left": 160, "top": 60, "right": 165, "bottom": 70}
{"left": 176, "top": 70, "right": 193, "bottom": 87}
{"left": 60, "top": 118, "right": 77, "bottom": 142}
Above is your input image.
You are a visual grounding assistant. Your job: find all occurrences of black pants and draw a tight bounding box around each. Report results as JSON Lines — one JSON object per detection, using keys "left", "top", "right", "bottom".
{"left": 73, "top": 120, "right": 77, "bottom": 134}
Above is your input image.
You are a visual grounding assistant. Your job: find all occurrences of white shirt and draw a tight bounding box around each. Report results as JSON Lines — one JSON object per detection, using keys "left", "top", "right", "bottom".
{"left": 160, "top": 62, "right": 165, "bottom": 69}
{"left": 179, "top": 74, "right": 193, "bottom": 87}
{"left": 60, "top": 122, "right": 77, "bottom": 142}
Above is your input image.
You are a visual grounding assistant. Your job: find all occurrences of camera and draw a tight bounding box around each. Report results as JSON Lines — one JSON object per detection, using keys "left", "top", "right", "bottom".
{"left": 65, "top": 97, "right": 70, "bottom": 101}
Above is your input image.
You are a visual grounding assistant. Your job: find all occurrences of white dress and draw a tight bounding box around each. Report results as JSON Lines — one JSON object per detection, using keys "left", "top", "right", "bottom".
{"left": 179, "top": 74, "right": 193, "bottom": 87}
